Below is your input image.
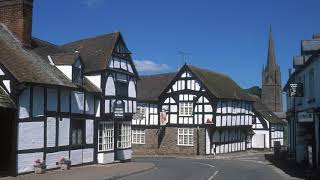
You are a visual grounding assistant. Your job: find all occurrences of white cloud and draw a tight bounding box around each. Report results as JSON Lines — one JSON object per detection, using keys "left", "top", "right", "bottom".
{"left": 83, "top": 0, "right": 106, "bottom": 8}
{"left": 134, "top": 60, "right": 171, "bottom": 73}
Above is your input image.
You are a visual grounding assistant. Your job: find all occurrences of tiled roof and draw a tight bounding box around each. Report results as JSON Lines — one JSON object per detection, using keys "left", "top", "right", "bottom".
{"left": 187, "top": 65, "right": 253, "bottom": 101}
{"left": 137, "top": 65, "right": 253, "bottom": 102}
{"left": 0, "top": 24, "right": 77, "bottom": 88}
{"left": 251, "top": 95, "right": 284, "bottom": 124}
{"left": 137, "top": 73, "right": 176, "bottom": 101}
{"left": 61, "top": 32, "right": 119, "bottom": 73}
{"left": 0, "top": 86, "right": 15, "bottom": 109}
{"left": 50, "top": 52, "right": 80, "bottom": 65}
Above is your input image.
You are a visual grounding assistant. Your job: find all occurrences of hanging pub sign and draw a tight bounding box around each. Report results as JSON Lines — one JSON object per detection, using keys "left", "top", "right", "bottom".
{"left": 113, "top": 100, "right": 125, "bottom": 118}
{"left": 160, "top": 111, "right": 168, "bottom": 126}
{"left": 289, "top": 83, "right": 304, "bottom": 97}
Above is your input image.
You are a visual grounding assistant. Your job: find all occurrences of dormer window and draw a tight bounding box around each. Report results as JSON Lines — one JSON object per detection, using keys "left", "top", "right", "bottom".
{"left": 72, "top": 59, "right": 83, "bottom": 85}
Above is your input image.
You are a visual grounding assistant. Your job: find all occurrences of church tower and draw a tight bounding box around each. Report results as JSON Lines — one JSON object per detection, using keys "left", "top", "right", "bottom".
{"left": 261, "top": 28, "right": 283, "bottom": 112}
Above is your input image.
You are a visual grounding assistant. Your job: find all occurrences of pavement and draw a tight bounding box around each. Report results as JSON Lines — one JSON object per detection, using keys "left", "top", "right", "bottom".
{"left": 0, "top": 162, "right": 155, "bottom": 180}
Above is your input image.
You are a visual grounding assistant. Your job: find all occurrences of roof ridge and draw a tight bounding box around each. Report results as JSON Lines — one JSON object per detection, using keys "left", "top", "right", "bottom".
{"left": 140, "top": 72, "right": 176, "bottom": 78}
{"left": 187, "top": 64, "right": 231, "bottom": 79}
{"left": 61, "top": 31, "right": 120, "bottom": 47}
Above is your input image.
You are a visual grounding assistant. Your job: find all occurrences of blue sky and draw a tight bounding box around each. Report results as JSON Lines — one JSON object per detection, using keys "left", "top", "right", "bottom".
{"left": 33, "top": 0, "right": 320, "bottom": 89}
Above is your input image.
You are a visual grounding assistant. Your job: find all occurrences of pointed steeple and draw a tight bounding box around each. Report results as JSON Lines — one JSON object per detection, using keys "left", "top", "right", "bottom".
{"left": 266, "top": 27, "right": 276, "bottom": 72}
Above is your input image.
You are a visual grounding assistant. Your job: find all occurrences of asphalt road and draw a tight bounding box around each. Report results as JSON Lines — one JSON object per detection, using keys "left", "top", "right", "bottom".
{"left": 121, "top": 155, "right": 287, "bottom": 180}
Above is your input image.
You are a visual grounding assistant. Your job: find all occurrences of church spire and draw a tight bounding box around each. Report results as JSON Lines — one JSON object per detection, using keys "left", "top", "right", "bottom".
{"left": 266, "top": 27, "right": 276, "bottom": 72}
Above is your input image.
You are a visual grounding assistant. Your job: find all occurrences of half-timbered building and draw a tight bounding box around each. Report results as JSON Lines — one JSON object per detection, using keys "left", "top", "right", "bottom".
{"left": 250, "top": 96, "right": 286, "bottom": 149}
{"left": 0, "top": 0, "right": 138, "bottom": 175}
{"left": 133, "top": 64, "right": 255, "bottom": 155}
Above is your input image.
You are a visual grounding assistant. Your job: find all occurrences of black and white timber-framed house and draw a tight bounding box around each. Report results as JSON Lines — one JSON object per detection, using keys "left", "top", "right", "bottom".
{"left": 250, "top": 95, "right": 286, "bottom": 149}
{"left": 0, "top": 0, "right": 138, "bottom": 175}
{"left": 132, "top": 64, "right": 255, "bottom": 155}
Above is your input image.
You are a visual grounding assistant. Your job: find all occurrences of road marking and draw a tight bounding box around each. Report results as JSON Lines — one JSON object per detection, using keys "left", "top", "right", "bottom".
{"left": 208, "top": 170, "right": 219, "bottom": 180}
{"left": 193, "top": 162, "right": 215, "bottom": 168}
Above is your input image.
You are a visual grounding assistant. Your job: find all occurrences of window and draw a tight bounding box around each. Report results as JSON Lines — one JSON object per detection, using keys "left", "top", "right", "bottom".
{"left": 116, "top": 81, "right": 128, "bottom": 97}
{"left": 178, "top": 128, "right": 193, "bottom": 146}
{"left": 71, "top": 119, "right": 85, "bottom": 145}
{"left": 132, "top": 129, "right": 145, "bottom": 144}
{"left": 179, "top": 102, "right": 193, "bottom": 116}
{"left": 72, "top": 61, "right": 83, "bottom": 84}
{"left": 117, "top": 123, "right": 131, "bottom": 148}
{"left": 136, "top": 105, "right": 146, "bottom": 117}
{"left": 98, "top": 122, "right": 114, "bottom": 151}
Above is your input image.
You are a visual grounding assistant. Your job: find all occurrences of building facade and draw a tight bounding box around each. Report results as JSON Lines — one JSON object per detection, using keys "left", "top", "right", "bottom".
{"left": 284, "top": 34, "right": 320, "bottom": 168}
{"left": 0, "top": 0, "right": 138, "bottom": 175}
{"left": 251, "top": 96, "right": 285, "bottom": 149}
{"left": 132, "top": 65, "right": 255, "bottom": 155}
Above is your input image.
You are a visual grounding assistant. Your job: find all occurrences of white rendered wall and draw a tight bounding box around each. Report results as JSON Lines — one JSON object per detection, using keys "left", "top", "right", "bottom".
{"left": 46, "top": 151, "right": 69, "bottom": 169}
{"left": 70, "top": 149, "right": 83, "bottom": 165}
{"left": 86, "top": 119, "right": 94, "bottom": 144}
{"left": 105, "top": 76, "right": 115, "bottom": 96}
{"left": 46, "top": 117, "right": 56, "bottom": 147}
{"left": 18, "top": 122, "right": 44, "bottom": 150}
{"left": 56, "top": 65, "right": 72, "bottom": 80}
{"left": 58, "top": 118, "right": 70, "bottom": 146}
{"left": 86, "top": 75, "right": 101, "bottom": 89}
{"left": 128, "top": 80, "right": 136, "bottom": 98}
{"left": 83, "top": 148, "right": 94, "bottom": 163}
{"left": 98, "top": 152, "right": 114, "bottom": 164}
{"left": 17, "top": 152, "right": 43, "bottom": 173}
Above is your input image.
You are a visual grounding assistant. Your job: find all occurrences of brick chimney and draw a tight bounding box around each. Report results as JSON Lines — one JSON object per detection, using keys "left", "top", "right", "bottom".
{"left": 0, "top": 0, "right": 33, "bottom": 48}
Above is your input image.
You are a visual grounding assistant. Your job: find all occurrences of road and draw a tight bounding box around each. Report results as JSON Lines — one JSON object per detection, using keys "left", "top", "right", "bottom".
{"left": 121, "top": 155, "right": 287, "bottom": 180}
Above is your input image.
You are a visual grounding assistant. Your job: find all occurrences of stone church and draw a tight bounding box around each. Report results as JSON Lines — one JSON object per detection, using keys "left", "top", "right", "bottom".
{"left": 261, "top": 29, "right": 283, "bottom": 114}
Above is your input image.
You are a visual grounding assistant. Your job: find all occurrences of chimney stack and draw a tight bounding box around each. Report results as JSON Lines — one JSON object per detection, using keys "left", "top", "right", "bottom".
{"left": 0, "top": 0, "right": 33, "bottom": 48}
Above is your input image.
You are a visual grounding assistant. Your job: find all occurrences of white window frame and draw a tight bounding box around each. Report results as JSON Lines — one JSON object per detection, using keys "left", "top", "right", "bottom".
{"left": 136, "top": 105, "right": 146, "bottom": 118}
{"left": 118, "top": 122, "right": 131, "bottom": 149}
{"left": 179, "top": 102, "right": 193, "bottom": 116}
{"left": 98, "top": 122, "right": 114, "bottom": 152}
{"left": 177, "top": 128, "right": 194, "bottom": 146}
{"left": 132, "top": 129, "right": 145, "bottom": 144}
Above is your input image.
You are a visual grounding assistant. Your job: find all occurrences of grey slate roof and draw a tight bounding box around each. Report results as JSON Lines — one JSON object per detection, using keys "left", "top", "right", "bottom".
{"left": 61, "top": 32, "right": 119, "bottom": 73}
{"left": 0, "top": 24, "right": 77, "bottom": 88}
{"left": 0, "top": 86, "right": 15, "bottom": 109}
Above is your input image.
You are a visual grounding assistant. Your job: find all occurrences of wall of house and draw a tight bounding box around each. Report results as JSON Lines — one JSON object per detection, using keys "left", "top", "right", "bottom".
{"left": 132, "top": 128, "right": 159, "bottom": 155}
{"left": 16, "top": 86, "right": 99, "bottom": 174}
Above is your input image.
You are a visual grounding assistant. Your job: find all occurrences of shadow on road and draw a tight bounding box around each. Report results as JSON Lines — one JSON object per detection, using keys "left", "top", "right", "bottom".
{"left": 264, "top": 154, "right": 320, "bottom": 180}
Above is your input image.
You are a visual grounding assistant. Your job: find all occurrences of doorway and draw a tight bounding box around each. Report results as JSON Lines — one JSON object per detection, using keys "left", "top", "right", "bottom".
{"left": 0, "top": 108, "right": 15, "bottom": 176}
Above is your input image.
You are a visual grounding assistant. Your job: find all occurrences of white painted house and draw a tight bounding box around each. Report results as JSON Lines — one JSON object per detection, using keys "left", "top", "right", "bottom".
{"left": 0, "top": 0, "right": 138, "bottom": 175}
{"left": 132, "top": 64, "right": 255, "bottom": 156}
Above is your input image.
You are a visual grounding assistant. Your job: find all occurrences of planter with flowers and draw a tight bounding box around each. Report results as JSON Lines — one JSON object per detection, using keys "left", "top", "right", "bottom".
{"left": 58, "top": 157, "right": 71, "bottom": 170}
{"left": 33, "top": 159, "right": 46, "bottom": 174}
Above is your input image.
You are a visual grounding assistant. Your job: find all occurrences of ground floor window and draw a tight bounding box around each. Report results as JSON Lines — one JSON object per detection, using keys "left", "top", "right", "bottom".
{"left": 118, "top": 122, "right": 131, "bottom": 148}
{"left": 98, "top": 122, "right": 114, "bottom": 151}
{"left": 178, "top": 128, "right": 193, "bottom": 146}
{"left": 132, "top": 129, "right": 145, "bottom": 144}
{"left": 71, "top": 119, "right": 85, "bottom": 145}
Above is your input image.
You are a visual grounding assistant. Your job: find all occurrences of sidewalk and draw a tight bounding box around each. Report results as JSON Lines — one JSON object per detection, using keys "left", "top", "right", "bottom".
{"left": 133, "top": 149, "right": 272, "bottom": 160}
{"left": 265, "top": 154, "right": 320, "bottom": 180}
{"left": 0, "top": 162, "right": 155, "bottom": 180}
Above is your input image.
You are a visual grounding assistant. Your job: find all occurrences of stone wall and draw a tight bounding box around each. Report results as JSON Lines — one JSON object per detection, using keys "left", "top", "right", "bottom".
{"left": 132, "top": 126, "right": 206, "bottom": 156}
